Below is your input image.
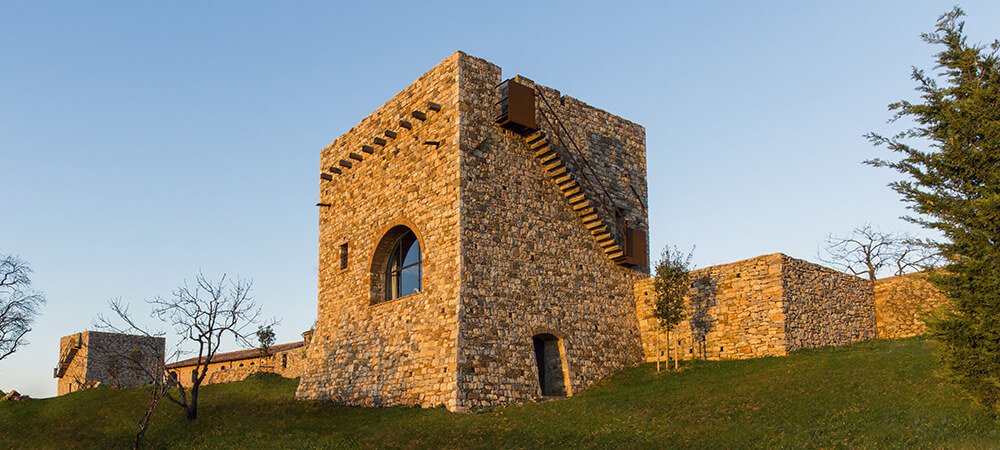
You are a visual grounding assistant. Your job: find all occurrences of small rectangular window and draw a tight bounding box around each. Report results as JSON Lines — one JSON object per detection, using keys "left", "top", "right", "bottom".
{"left": 339, "top": 243, "right": 349, "bottom": 269}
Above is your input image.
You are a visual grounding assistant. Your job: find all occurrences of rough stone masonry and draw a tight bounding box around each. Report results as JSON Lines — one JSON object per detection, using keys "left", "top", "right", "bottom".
{"left": 634, "top": 254, "right": 877, "bottom": 362}
{"left": 296, "top": 51, "right": 648, "bottom": 411}
{"left": 296, "top": 52, "right": 892, "bottom": 412}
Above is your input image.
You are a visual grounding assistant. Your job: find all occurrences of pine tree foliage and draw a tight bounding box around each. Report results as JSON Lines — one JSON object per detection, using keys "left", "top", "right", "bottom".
{"left": 867, "top": 7, "right": 1000, "bottom": 415}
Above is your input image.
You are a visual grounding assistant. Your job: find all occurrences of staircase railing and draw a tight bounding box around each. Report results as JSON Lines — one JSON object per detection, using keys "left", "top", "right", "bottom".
{"left": 533, "top": 88, "right": 627, "bottom": 232}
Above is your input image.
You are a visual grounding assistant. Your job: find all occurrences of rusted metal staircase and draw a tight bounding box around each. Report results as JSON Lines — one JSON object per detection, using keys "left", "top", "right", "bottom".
{"left": 523, "top": 130, "right": 627, "bottom": 262}
{"left": 496, "top": 78, "right": 646, "bottom": 267}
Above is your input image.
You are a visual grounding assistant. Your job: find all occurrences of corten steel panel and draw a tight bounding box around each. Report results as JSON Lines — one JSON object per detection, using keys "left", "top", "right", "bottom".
{"left": 496, "top": 79, "right": 538, "bottom": 134}
{"left": 622, "top": 227, "right": 648, "bottom": 268}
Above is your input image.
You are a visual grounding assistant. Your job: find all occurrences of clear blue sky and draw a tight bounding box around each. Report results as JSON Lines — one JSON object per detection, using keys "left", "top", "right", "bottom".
{"left": 2, "top": 2, "right": 998, "bottom": 397}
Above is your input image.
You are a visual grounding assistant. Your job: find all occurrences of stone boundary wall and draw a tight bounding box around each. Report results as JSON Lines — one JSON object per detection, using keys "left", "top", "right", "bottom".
{"left": 874, "top": 272, "right": 949, "bottom": 339}
{"left": 204, "top": 364, "right": 297, "bottom": 385}
{"left": 635, "top": 254, "right": 877, "bottom": 362}
{"left": 455, "top": 54, "right": 646, "bottom": 410}
{"left": 635, "top": 254, "right": 787, "bottom": 362}
{"left": 782, "top": 256, "right": 877, "bottom": 351}
{"left": 169, "top": 346, "right": 308, "bottom": 388}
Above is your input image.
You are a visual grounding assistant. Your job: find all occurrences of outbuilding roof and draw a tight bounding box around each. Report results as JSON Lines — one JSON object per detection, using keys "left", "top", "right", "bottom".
{"left": 165, "top": 341, "right": 304, "bottom": 369}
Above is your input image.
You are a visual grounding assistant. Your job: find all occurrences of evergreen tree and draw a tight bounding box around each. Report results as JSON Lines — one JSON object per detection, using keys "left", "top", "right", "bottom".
{"left": 867, "top": 7, "right": 1000, "bottom": 415}
{"left": 650, "top": 246, "right": 693, "bottom": 371}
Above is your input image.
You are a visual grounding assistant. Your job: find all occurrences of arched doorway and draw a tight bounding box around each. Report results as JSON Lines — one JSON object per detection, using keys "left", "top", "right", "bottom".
{"left": 532, "top": 333, "right": 568, "bottom": 397}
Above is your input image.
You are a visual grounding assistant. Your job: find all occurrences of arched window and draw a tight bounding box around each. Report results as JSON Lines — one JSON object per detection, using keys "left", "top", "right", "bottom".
{"left": 371, "top": 225, "right": 423, "bottom": 303}
{"left": 384, "top": 230, "right": 422, "bottom": 300}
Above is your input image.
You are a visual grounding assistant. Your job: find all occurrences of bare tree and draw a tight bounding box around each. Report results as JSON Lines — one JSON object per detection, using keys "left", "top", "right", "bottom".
{"left": 97, "top": 272, "right": 274, "bottom": 447}
{"left": 0, "top": 254, "right": 45, "bottom": 361}
{"left": 889, "top": 236, "right": 943, "bottom": 276}
{"left": 818, "top": 224, "right": 941, "bottom": 280}
{"left": 91, "top": 303, "right": 172, "bottom": 449}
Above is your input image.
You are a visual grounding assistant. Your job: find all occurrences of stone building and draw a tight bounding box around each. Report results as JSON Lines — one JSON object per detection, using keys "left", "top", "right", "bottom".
{"left": 874, "top": 272, "right": 950, "bottom": 339}
{"left": 165, "top": 332, "right": 312, "bottom": 388}
{"left": 296, "top": 51, "right": 650, "bottom": 411}
{"left": 54, "top": 331, "right": 165, "bottom": 396}
{"left": 634, "top": 254, "right": 877, "bottom": 362}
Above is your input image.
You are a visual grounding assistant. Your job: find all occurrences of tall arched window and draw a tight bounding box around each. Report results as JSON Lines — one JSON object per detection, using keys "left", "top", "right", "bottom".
{"left": 384, "top": 230, "right": 421, "bottom": 300}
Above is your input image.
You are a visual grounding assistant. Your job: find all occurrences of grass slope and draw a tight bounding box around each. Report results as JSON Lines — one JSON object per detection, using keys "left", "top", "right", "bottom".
{"left": 1, "top": 338, "right": 997, "bottom": 449}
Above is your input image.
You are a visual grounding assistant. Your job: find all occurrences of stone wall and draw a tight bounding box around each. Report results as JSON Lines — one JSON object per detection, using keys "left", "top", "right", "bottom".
{"left": 296, "top": 52, "right": 463, "bottom": 409}
{"left": 783, "top": 257, "right": 877, "bottom": 351}
{"left": 455, "top": 54, "right": 648, "bottom": 410}
{"left": 874, "top": 272, "right": 949, "bottom": 339}
{"left": 55, "top": 333, "right": 88, "bottom": 396}
{"left": 635, "top": 254, "right": 876, "bottom": 362}
{"left": 55, "top": 331, "right": 165, "bottom": 396}
{"left": 169, "top": 345, "right": 308, "bottom": 388}
{"left": 635, "top": 254, "right": 787, "bottom": 362}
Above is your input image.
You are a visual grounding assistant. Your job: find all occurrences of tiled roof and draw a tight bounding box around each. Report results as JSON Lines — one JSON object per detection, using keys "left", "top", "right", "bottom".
{"left": 165, "top": 341, "right": 304, "bottom": 369}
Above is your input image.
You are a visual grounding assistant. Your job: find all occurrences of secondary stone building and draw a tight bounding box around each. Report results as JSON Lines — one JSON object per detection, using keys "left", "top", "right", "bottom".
{"left": 54, "top": 331, "right": 165, "bottom": 396}
{"left": 165, "top": 332, "right": 312, "bottom": 388}
{"left": 296, "top": 51, "right": 650, "bottom": 411}
{"left": 635, "top": 254, "right": 877, "bottom": 362}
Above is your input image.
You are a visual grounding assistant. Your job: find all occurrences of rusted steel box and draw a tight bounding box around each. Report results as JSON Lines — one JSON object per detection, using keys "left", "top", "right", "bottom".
{"left": 622, "top": 226, "right": 649, "bottom": 268}
{"left": 496, "top": 79, "right": 538, "bottom": 135}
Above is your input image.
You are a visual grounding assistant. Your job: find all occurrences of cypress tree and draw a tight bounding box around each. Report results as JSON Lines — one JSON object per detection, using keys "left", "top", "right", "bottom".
{"left": 867, "top": 7, "right": 1000, "bottom": 415}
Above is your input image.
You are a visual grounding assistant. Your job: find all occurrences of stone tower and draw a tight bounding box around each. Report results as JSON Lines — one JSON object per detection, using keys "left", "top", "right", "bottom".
{"left": 54, "top": 331, "right": 165, "bottom": 396}
{"left": 296, "top": 52, "right": 649, "bottom": 411}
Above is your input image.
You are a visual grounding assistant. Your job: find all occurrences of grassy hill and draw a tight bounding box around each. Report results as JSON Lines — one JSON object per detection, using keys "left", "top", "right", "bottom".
{"left": 1, "top": 337, "right": 997, "bottom": 448}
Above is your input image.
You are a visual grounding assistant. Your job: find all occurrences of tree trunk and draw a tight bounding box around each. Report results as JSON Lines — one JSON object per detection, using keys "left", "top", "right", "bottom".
{"left": 666, "top": 329, "right": 672, "bottom": 371}
{"left": 655, "top": 331, "right": 660, "bottom": 372}
{"left": 133, "top": 387, "right": 165, "bottom": 449}
{"left": 673, "top": 338, "right": 679, "bottom": 370}
{"left": 186, "top": 386, "right": 199, "bottom": 421}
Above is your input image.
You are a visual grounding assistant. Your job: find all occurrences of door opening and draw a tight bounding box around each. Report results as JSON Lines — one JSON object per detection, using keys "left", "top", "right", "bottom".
{"left": 532, "top": 333, "right": 567, "bottom": 396}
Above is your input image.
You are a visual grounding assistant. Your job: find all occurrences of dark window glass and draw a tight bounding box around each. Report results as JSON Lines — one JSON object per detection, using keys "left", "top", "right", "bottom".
{"left": 384, "top": 230, "right": 421, "bottom": 301}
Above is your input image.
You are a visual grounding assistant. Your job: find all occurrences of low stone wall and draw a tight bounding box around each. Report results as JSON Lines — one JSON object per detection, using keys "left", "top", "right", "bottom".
{"left": 635, "top": 254, "right": 876, "bottom": 362}
{"left": 783, "top": 257, "right": 877, "bottom": 351}
{"left": 874, "top": 273, "right": 949, "bottom": 339}
{"left": 169, "top": 346, "right": 308, "bottom": 388}
{"left": 635, "top": 254, "right": 787, "bottom": 362}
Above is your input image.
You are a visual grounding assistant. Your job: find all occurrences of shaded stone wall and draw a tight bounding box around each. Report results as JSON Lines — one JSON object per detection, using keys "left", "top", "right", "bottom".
{"left": 874, "top": 272, "right": 949, "bottom": 339}
{"left": 516, "top": 76, "right": 648, "bottom": 250}
{"left": 635, "top": 254, "right": 876, "bottom": 362}
{"left": 296, "top": 53, "right": 463, "bottom": 409}
{"left": 456, "top": 54, "right": 647, "bottom": 410}
{"left": 55, "top": 333, "right": 88, "bottom": 396}
{"left": 635, "top": 254, "right": 787, "bottom": 362}
{"left": 783, "top": 257, "right": 877, "bottom": 351}
{"left": 55, "top": 331, "right": 165, "bottom": 396}
{"left": 169, "top": 346, "right": 308, "bottom": 388}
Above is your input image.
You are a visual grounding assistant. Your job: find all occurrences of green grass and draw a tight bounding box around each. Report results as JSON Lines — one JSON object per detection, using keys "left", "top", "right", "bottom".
{"left": 1, "top": 338, "right": 997, "bottom": 449}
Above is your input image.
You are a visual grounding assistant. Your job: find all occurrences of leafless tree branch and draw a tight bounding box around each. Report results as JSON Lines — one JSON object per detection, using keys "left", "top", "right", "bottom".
{"left": 94, "top": 271, "right": 276, "bottom": 448}
{"left": 0, "top": 253, "right": 46, "bottom": 362}
{"left": 818, "top": 224, "right": 943, "bottom": 280}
